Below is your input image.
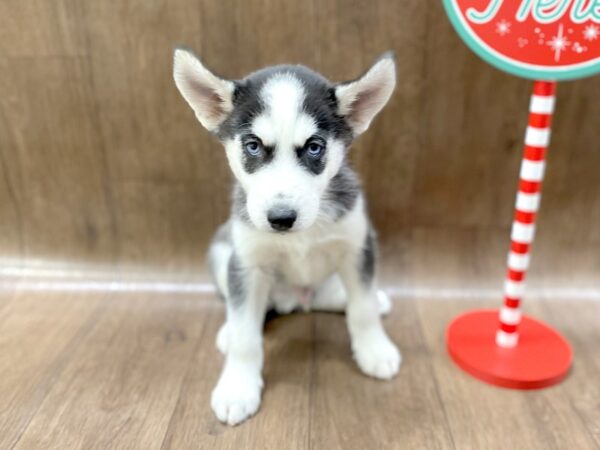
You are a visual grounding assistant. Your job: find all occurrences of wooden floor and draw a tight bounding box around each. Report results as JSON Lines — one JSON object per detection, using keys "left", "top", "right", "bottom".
{"left": 1, "top": 287, "right": 599, "bottom": 449}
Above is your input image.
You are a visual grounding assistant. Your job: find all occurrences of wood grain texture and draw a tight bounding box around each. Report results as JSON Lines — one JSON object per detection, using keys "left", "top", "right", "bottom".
{"left": 0, "top": 0, "right": 599, "bottom": 278}
{"left": 309, "top": 302, "right": 455, "bottom": 450}
{"left": 3, "top": 282, "right": 600, "bottom": 448}
{"left": 541, "top": 301, "right": 600, "bottom": 448}
{"left": 0, "top": 292, "right": 105, "bottom": 449}
{"left": 12, "top": 295, "right": 206, "bottom": 450}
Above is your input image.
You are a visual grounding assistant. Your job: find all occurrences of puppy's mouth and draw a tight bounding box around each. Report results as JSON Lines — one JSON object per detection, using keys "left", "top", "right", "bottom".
{"left": 269, "top": 227, "right": 297, "bottom": 234}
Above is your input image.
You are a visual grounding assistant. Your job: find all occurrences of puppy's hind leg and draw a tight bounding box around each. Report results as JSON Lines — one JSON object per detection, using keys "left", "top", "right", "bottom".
{"left": 310, "top": 275, "right": 347, "bottom": 312}
{"left": 269, "top": 283, "right": 300, "bottom": 314}
{"left": 216, "top": 321, "right": 230, "bottom": 355}
{"left": 208, "top": 223, "right": 234, "bottom": 354}
{"left": 208, "top": 223, "right": 234, "bottom": 300}
{"left": 311, "top": 274, "right": 392, "bottom": 315}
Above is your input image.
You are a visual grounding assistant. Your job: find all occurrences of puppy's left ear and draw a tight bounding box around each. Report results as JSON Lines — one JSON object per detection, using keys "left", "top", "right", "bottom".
{"left": 173, "top": 48, "right": 235, "bottom": 132}
{"left": 334, "top": 53, "right": 396, "bottom": 136}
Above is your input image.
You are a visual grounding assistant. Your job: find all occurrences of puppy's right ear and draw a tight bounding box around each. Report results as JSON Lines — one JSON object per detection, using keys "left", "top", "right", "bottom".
{"left": 173, "top": 48, "right": 235, "bottom": 132}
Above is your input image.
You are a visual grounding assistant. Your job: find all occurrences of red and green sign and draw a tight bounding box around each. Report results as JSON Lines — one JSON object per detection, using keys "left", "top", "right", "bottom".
{"left": 443, "top": 0, "right": 600, "bottom": 80}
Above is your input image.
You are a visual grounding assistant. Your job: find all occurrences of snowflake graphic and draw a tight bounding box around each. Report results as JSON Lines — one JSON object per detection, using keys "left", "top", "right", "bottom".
{"left": 546, "top": 24, "right": 571, "bottom": 62}
{"left": 496, "top": 20, "right": 511, "bottom": 36}
{"left": 583, "top": 24, "right": 599, "bottom": 42}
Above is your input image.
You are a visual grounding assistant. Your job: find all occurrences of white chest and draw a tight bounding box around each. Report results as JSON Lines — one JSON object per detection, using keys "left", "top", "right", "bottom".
{"left": 233, "top": 200, "right": 368, "bottom": 287}
{"left": 273, "top": 238, "right": 348, "bottom": 286}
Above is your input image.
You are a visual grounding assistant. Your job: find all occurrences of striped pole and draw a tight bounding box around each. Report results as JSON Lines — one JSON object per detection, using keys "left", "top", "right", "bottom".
{"left": 447, "top": 79, "right": 571, "bottom": 388}
{"left": 496, "top": 81, "right": 556, "bottom": 348}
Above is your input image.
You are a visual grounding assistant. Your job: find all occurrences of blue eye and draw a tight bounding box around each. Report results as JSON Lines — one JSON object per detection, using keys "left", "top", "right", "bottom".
{"left": 306, "top": 142, "right": 324, "bottom": 158}
{"left": 244, "top": 140, "right": 262, "bottom": 156}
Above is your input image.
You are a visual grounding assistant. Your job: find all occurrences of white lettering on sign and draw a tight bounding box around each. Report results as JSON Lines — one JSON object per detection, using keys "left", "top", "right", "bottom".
{"left": 467, "top": 0, "right": 600, "bottom": 24}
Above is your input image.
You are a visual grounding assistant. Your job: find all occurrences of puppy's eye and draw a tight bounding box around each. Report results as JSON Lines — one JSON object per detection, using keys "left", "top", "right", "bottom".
{"left": 306, "top": 142, "right": 324, "bottom": 158}
{"left": 244, "top": 140, "right": 263, "bottom": 157}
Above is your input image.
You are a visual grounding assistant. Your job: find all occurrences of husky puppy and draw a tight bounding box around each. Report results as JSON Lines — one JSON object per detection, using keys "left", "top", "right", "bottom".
{"left": 173, "top": 49, "right": 400, "bottom": 426}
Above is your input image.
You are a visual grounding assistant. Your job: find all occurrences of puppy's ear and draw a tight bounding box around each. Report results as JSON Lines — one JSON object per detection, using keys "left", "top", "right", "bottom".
{"left": 334, "top": 53, "right": 396, "bottom": 136}
{"left": 173, "top": 48, "right": 235, "bottom": 132}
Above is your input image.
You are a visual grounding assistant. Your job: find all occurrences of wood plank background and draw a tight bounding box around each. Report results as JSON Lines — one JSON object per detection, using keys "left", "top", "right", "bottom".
{"left": 0, "top": 0, "right": 599, "bottom": 274}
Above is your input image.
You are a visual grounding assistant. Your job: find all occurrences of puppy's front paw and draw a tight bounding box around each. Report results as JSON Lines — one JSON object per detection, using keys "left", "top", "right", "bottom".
{"left": 211, "top": 369, "right": 263, "bottom": 426}
{"left": 352, "top": 333, "right": 401, "bottom": 380}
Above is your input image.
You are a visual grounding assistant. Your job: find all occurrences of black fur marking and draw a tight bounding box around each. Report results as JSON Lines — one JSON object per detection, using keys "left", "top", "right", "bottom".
{"left": 217, "top": 65, "right": 354, "bottom": 147}
{"left": 302, "top": 82, "right": 353, "bottom": 146}
{"left": 242, "top": 137, "right": 275, "bottom": 173}
{"left": 227, "top": 252, "right": 246, "bottom": 307}
{"left": 322, "top": 165, "right": 360, "bottom": 220}
{"left": 217, "top": 79, "right": 265, "bottom": 141}
{"left": 360, "top": 229, "right": 377, "bottom": 286}
{"left": 231, "top": 183, "right": 251, "bottom": 223}
{"left": 296, "top": 136, "right": 327, "bottom": 175}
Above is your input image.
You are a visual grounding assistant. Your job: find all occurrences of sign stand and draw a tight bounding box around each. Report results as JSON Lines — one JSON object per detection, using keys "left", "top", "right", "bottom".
{"left": 442, "top": 1, "right": 600, "bottom": 389}
{"left": 447, "top": 80, "right": 572, "bottom": 389}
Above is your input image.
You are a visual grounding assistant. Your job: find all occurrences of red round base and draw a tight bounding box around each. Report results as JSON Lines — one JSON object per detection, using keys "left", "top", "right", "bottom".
{"left": 447, "top": 309, "right": 572, "bottom": 389}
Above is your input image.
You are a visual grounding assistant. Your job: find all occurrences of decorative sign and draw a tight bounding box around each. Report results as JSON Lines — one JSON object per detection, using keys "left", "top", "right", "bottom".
{"left": 443, "top": 0, "right": 600, "bottom": 80}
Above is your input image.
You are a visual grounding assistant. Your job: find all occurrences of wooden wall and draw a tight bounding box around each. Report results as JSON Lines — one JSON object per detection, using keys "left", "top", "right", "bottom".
{"left": 0, "top": 0, "right": 599, "bottom": 273}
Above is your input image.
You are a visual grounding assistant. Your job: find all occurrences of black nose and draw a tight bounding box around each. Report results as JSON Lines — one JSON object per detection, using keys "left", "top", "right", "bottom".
{"left": 267, "top": 207, "right": 297, "bottom": 231}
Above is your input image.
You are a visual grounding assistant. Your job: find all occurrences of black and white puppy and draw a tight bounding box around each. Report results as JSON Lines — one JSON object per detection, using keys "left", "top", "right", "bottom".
{"left": 173, "top": 49, "right": 400, "bottom": 426}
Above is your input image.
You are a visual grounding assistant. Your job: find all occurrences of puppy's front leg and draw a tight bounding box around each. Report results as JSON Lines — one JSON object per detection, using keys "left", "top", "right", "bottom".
{"left": 340, "top": 233, "right": 401, "bottom": 380}
{"left": 211, "top": 254, "right": 270, "bottom": 426}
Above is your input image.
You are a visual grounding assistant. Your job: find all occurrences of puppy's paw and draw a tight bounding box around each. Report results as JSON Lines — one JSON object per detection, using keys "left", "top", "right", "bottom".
{"left": 352, "top": 333, "right": 401, "bottom": 380}
{"left": 211, "top": 370, "right": 263, "bottom": 426}
{"left": 216, "top": 323, "right": 229, "bottom": 355}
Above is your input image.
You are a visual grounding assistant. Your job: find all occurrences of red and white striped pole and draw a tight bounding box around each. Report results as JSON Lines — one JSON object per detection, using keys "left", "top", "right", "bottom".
{"left": 496, "top": 80, "right": 556, "bottom": 348}
{"left": 446, "top": 80, "right": 571, "bottom": 389}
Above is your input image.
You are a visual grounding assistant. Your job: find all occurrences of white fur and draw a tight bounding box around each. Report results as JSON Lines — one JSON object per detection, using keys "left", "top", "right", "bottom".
{"left": 211, "top": 240, "right": 232, "bottom": 299}
{"left": 211, "top": 356, "right": 263, "bottom": 426}
{"left": 254, "top": 74, "right": 316, "bottom": 147}
{"left": 234, "top": 195, "right": 368, "bottom": 286}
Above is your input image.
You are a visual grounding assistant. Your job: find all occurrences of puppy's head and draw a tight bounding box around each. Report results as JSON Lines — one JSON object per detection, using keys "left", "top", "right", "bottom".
{"left": 173, "top": 49, "right": 395, "bottom": 233}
